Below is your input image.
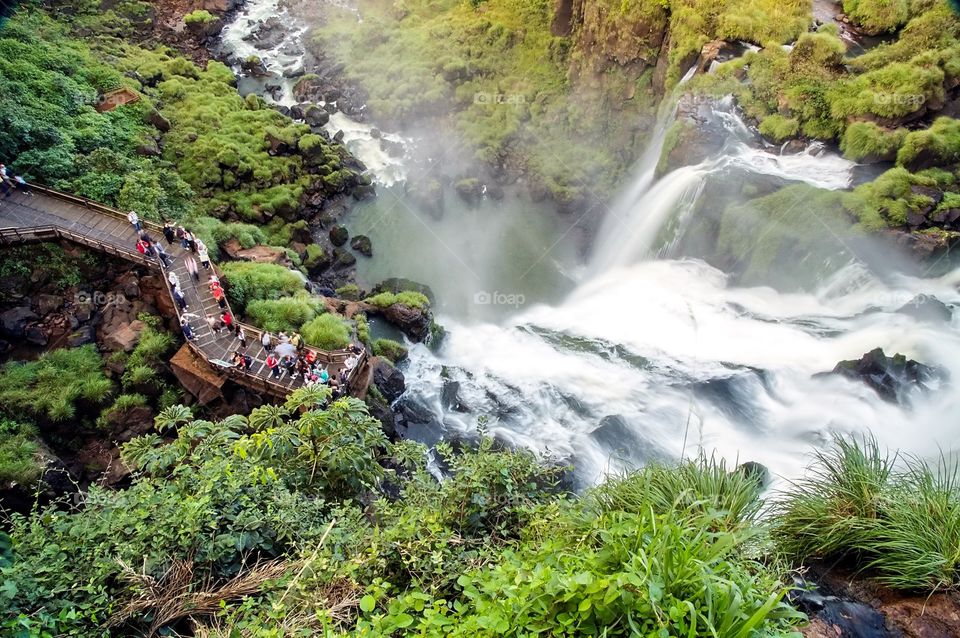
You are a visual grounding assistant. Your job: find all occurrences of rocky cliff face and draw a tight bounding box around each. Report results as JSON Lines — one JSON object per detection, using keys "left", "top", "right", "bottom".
{"left": 556, "top": 0, "right": 670, "bottom": 93}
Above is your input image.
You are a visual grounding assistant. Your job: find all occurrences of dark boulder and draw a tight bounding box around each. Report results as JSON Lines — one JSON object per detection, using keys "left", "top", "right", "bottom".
{"left": 825, "top": 347, "right": 947, "bottom": 404}
{"left": 897, "top": 294, "right": 952, "bottom": 323}
{"left": 372, "top": 278, "right": 436, "bottom": 304}
{"left": 441, "top": 379, "right": 469, "bottom": 412}
{"left": 350, "top": 234, "right": 373, "bottom": 257}
{"left": 332, "top": 247, "right": 356, "bottom": 269}
{"left": 372, "top": 358, "right": 406, "bottom": 402}
{"left": 24, "top": 325, "right": 48, "bottom": 347}
{"left": 380, "top": 303, "right": 432, "bottom": 343}
{"left": 304, "top": 105, "right": 330, "bottom": 127}
{"left": 1, "top": 306, "right": 38, "bottom": 338}
{"left": 455, "top": 178, "right": 483, "bottom": 205}
{"left": 329, "top": 224, "right": 349, "bottom": 247}
{"left": 147, "top": 109, "right": 171, "bottom": 132}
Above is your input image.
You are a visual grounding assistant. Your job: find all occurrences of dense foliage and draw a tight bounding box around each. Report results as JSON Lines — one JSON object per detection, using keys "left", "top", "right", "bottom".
{"left": 1, "top": 383, "right": 816, "bottom": 636}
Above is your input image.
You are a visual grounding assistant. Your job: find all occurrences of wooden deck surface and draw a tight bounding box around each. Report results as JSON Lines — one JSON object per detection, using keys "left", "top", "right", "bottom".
{"left": 0, "top": 186, "right": 367, "bottom": 398}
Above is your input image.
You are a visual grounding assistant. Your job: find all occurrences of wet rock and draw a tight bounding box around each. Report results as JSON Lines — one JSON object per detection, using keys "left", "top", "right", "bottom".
{"left": 372, "top": 278, "right": 436, "bottom": 304}
{"left": 590, "top": 415, "right": 668, "bottom": 465}
{"left": 103, "top": 319, "right": 145, "bottom": 353}
{"left": 136, "top": 140, "right": 161, "bottom": 157}
{"left": 240, "top": 55, "right": 267, "bottom": 75}
{"left": 290, "top": 103, "right": 308, "bottom": 120}
{"left": 441, "top": 379, "right": 469, "bottom": 412}
{"left": 655, "top": 93, "right": 729, "bottom": 177}
{"left": 350, "top": 234, "right": 373, "bottom": 257}
{"left": 329, "top": 224, "right": 349, "bottom": 247}
{"left": 370, "top": 128, "right": 381, "bottom": 139}
{"left": 406, "top": 178, "right": 444, "bottom": 220}
{"left": 352, "top": 183, "right": 376, "bottom": 200}
{"left": 380, "top": 302, "right": 432, "bottom": 342}
{"left": 1, "top": 306, "right": 38, "bottom": 338}
{"left": 455, "top": 178, "right": 483, "bottom": 205}
{"left": 372, "top": 358, "right": 406, "bottom": 402}
{"left": 147, "top": 109, "right": 171, "bottom": 132}
{"left": 35, "top": 294, "right": 63, "bottom": 316}
{"left": 67, "top": 326, "right": 96, "bottom": 347}
{"left": 825, "top": 347, "right": 947, "bottom": 404}
{"left": 24, "top": 325, "right": 48, "bottom": 346}
{"left": 304, "top": 105, "right": 330, "bottom": 127}
{"left": 897, "top": 294, "right": 952, "bottom": 323}
{"left": 379, "top": 137, "right": 405, "bottom": 158}
{"left": 332, "top": 247, "right": 356, "bottom": 269}
{"left": 282, "top": 64, "right": 305, "bottom": 78}
{"left": 735, "top": 461, "right": 769, "bottom": 487}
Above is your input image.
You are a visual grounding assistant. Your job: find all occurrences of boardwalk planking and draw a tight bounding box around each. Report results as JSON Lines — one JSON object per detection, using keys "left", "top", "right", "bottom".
{"left": 0, "top": 187, "right": 368, "bottom": 399}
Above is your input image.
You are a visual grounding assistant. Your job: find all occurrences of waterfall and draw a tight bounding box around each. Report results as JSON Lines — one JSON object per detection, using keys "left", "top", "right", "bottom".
{"left": 397, "top": 102, "right": 959, "bottom": 487}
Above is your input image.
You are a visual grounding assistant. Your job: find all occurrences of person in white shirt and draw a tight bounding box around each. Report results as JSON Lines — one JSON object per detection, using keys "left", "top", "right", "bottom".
{"left": 127, "top": 210, "right": 141, "bottom": 232}
{"left": 196, "top": 240, "right": 210, "bottom": 269}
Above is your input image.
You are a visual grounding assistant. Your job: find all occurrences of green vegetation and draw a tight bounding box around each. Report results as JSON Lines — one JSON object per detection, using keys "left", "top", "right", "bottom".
{"left": 759, "top": 114, "right": 800, "bottom": 141}
{"left": 718, "top": 184, "right": 855, "bottom": 285}
{"left": 840, "top": 121, "right": 907, "bottom": 162}
{"left": 696, "top": 2, "right": 960, "bottom": 151}
{"left": 0, "top": 419, "right": 41, "bottom": 486}
{"left": 373, "top": 337, "right": 408, "bottom": 363}
{"left": 774, "top": 436, "right": 960, "bottom": 591}
{"left": 301, "top": 313, "right": 351, "bottom": 350}
{"left": 0, "top": 345, "right": 111, "bottom": 423}
{"left": 0, "top": 243, "right": 97, "bottom": 297}
{"left": 1, "top": 389, "right": 814, "bottom": 636}
{"left": 842, "top": 0, "right": 909, "bottom": 35}
{"left": 246, "top": 294, "right": 324, "bottom": 333}
{"left": 897, "top": 116, "right": 960, "bottom": 170}
{"left": 0, "top": 10, "right": 194, "bottom": 219}
{"left": 220, "top": 262, "right": 306, "bottom": 312}
{"left": 365, "top": 290, "right": 431, "bottom": 310}
{"left": 183, "top": 9, "right": 216, "bottom": 25}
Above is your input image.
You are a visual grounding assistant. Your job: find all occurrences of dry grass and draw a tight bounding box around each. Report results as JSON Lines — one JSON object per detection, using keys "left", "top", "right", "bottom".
{"left": 108, "top": 558, "right": 293, "bottom": 636}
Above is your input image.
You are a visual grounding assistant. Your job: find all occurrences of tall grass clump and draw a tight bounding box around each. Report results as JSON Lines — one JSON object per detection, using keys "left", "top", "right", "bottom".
{"left": 592, "top": 454, "right": 766, "bottom": 532}
{"left": 774, "top": 435, "right": 960, "bottom": 590}
{"left": 866, "top": 457, "right": 960, "bottom": 590}
{"left": 773, "top": 435, "right": 894, "bottom": 561}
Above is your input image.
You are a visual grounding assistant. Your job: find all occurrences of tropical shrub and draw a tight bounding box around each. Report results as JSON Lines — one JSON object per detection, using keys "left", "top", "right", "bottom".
{"left": 301, "top": 313, "right": 351, "bottom": 350}
{"left": 0, "top": 345, "right": 111, "bottom": 422}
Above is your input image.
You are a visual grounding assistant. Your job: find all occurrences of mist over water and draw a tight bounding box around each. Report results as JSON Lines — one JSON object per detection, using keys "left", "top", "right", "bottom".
{"left": 220, "top": 0, "right": 960, "bottom": 486}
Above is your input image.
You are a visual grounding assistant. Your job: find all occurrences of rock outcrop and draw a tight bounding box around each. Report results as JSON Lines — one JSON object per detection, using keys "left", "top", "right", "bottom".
{"left": 824, "top": 347, "right": 948, "bottom": 404}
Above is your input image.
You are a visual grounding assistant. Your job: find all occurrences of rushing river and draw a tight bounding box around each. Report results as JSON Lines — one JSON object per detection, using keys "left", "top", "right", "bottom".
{"left": 220, "top": 0, "right": 960, "bottom": 486}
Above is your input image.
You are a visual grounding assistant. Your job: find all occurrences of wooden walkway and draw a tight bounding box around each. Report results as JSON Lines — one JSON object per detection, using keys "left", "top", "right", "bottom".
{"left": 0, "top": 185, "right": 368, "bottom": 399}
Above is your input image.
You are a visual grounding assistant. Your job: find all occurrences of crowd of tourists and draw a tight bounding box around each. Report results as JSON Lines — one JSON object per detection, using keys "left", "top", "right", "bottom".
{"left": 124, "top": 209, "right": 360, "bottom": 395}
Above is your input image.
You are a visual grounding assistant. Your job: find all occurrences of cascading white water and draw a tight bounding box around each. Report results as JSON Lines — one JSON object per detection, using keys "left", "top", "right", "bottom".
{"left": 218, "top": 0, "right": 409, "bottom": 184}
{"left": 397, "top": 104, "right": 958, "bottom": 486}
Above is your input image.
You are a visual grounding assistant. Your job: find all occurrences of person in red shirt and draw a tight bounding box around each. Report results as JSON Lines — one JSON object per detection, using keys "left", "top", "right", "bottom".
{"left": 220, "top": 311, "right": 234, "bottom": 333}
{"left": 266, "top": 353, "right": 281, "bottom": 378}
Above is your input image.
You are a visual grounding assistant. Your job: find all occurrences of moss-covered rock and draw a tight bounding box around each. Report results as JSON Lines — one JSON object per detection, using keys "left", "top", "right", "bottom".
{"left": 841, "top": 121, "right": 907, "bottom": 163}
{"left": 329, "top": 224, "right": 349, "bottom": 247}
{"left": 349, "top": 234, "right": 373, "bottom": 257}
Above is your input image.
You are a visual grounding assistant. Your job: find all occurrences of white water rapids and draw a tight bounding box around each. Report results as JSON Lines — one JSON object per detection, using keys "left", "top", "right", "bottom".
{"left": 218, "top": 0, "right": 959, "bottom": 486}
{"left": 397, "top": 109, "right": 958, "bottom": 486}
